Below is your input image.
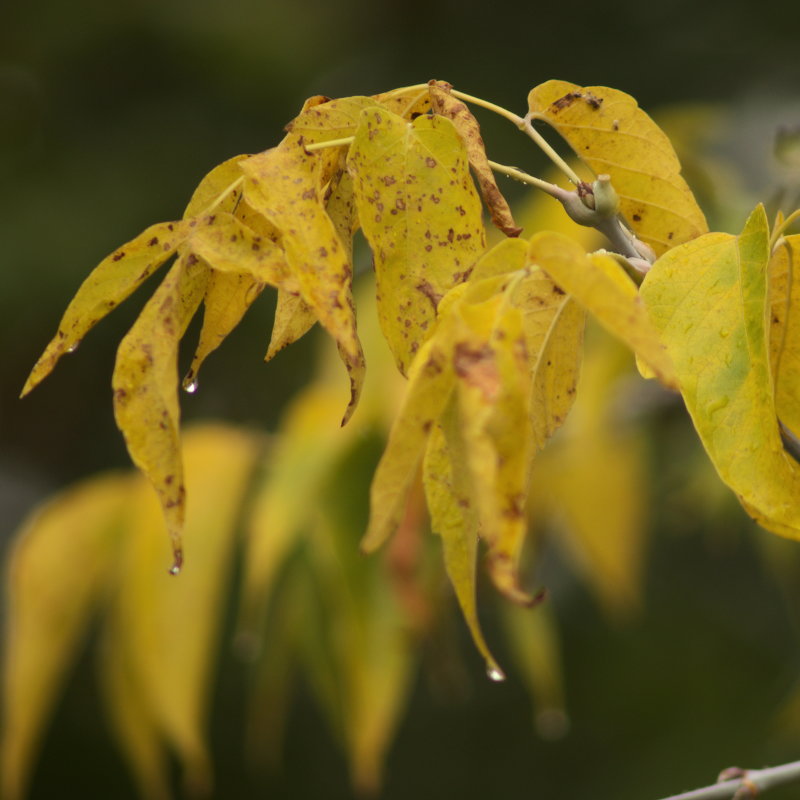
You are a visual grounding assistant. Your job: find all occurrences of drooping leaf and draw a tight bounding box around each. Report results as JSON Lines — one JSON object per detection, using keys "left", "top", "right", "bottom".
{"left": 185, "top": 270, "right": 266, "bottom": 390}
{"left": 423, "top": 407, "right": 503, "bottom": 678}
{"left": 112, "top": 252, "right": 209, "bottom": 570}
{"left": 532, "top": 326, "right": 648, "bottom": 618}
{"left": 468, "top": 238, "right": 586, "bottom": 449}
{"left": 528, "top": 231, "right": 677, "bottom": 389}
{"left": 361, "top": 334, "right": 457, "bottom": 553}
{"left": 21, "top": 220, "right": 190, "bottom": 397}
{"left": 241, "top": 140, "right": 365, "bottom": 423}
{"left": 428, "top": 80, "right": 522, "bottom": 237}
{"left": 348, "top": 107, "right": 486, "bottom": 375}
{"left": 1, "top": 473, "right": 132, "bottom": 800}
{"left": 107, "top": 425, "right": 260, "bottom": 794}
{"left": 264, "top": 290, "right": 317, "bottom": 362}
{"left": 527, "top": 80, "right": 707, "bottom": 255}
{"left": 769, "top": 234, "right": 800, "bottom": 436}
{"left": 641, "top": 205, "right": 800, "bottom": 540}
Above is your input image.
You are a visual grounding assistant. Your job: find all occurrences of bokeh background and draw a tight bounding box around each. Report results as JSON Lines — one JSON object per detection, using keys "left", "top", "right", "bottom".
{"left": 4, "top": 1, "right": 800, "bottom": 798}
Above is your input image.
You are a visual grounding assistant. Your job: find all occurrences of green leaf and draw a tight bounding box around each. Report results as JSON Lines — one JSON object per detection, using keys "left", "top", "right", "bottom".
{"left": 527, "top": 80, "right": 707, "bottom": 256}
{"left": 641, "top": 205, "right": 800, "bottom": 540}
{"left": 112, "top": 252, "right": 209, "bottom": 570}
{"left": 348, "top": 107, "right": 486, "bottom": 375}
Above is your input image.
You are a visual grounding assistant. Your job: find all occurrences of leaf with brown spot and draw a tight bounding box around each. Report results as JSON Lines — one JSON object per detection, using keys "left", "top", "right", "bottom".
{"left": 266, "top": 290, "right": 317, "bottom": 362}
{"left": 183, "top": 154, "right": 248, "bottom": 218}
{"left": 105, "top": 425, "right": 260, "bottom": 794}
{"left": 242, "top": 141, "right": 364, "bottom": 423}
{"left": 348, "top": 107, "right": 486, "bottom": 375}
{"left": 528, "top": 231, "right": 676, "bottom": 389}
{"left": 112, "top": 252, "right": 209, "bottom": 568}
{"left": 21, "top": 220, "right": 190, "bottom": 397}
{"left": 769, "top": 235, "right": 800, "bottom": 436}
{"left": 361, "top": 335, "right": 457, "bottom": 553}
{"left": 423, "top": 406, "right": 503, "bottom": 677}
{"left": 287, "top": 95, "right": 382, "bottom": 144}
{"left": 429, "top": 80, "right": 522, "bottom": 237}
{"left": 527, "top": 80, "right": 707, "bottom": 256}
{"left": 185, "top": 270, "right": 266, "bottom": 387}
{"left": 468, "top": 238, "right": 586, "bottom": 449}
{"left": 373, "top": 85, "right": 431, "bottom": 119}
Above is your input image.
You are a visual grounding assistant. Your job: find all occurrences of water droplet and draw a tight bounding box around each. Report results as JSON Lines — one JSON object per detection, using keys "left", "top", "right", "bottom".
{"left": 66, "top": 343, "right": 79, "bottom": 353}
{"left": 182, "top": 374, "right": 199, "bottom": 394}
{"left": 719, "top": 328, "right": 730, "bottom": 338}
{"left": 486, "top": 665, "right": 506, "bottom": 682}
{"left": 169, "top": 548, "right": 183, "bottom": 576}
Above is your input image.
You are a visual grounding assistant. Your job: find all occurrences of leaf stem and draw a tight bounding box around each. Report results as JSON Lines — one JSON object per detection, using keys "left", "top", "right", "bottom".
{"left": 446, "top": 88, "right": 581, "bottom": 185}
{"left": 771, "top": 208, "right": 800, "bottom": 248}
{"left": 656, "top": 760, "right": 800, "bottom": 800}
{"left": 304, "top": 136, "right": 355, "bottom": 153}
{"left": 486, "top": 160, "right": 565, "bottom": 199}
{"left": 203, "top": 176, "right": 244, "bottom": 215}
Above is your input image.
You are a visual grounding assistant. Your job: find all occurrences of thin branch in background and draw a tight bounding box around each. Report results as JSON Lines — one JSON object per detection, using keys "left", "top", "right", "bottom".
{"left": 656, "top": 760, "right": 800, "bottom": 800}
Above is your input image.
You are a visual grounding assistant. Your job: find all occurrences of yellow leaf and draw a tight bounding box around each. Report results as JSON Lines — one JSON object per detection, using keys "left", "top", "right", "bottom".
{"left": 528, "top": 231, "right": 677, "bottom": 389}
{"left": 641, "top": 205, "right": 800, "bottom": 540}
{"left": 428, "top": 80, "right": 522, "bottom": 237}
{"left": 112, "top": 252, "right": 209, "bottom": 570}
{"left": 185, "top": 270, "right": 265, "bottom": 389}
{"left": 238, "top": 383, "right": 362, "bottom": 640}
{"left": 372, "top": 85, "right": 431, "bottom": 119}
{"left": 107, "top": 425, "right": 260, "bottom": 793}
{"left": 423, "top": 408, "right": 503, "bottom": 678}
{"left": 183, "top": 154, "right": 248, "bottom": 218}
{"left": 264, "top": 289, "right": 317, "bottom": 362}
{"left": 21, "top": 220, "right": 189, "bottom": 397}
{"left": 98, "top": 630, "right": 171, "bottom": 800}
{"left": 527, "top": 80, "right": 707, "bottom": 255}
{"left": 348, "top": 107, "right": 486, "bottom": 375}
{"left": 361, "top": 335, "right": 457, "bottom": 553}
{"left": 241, "top": 141, "right": 365, "bottom": 423}
{"left": 769, "top": 234, "right": 800, "bottom": 436}
{"left": 1, "top": 473, "right": 132, "bottom": 800}
{"left": 286, "top": 95, "right": 382, "bottom": 143}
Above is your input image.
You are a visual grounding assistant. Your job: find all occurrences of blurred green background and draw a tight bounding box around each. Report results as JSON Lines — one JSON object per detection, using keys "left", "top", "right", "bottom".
{"left": 4, "top": 1, "right": 800, "bottom": 798}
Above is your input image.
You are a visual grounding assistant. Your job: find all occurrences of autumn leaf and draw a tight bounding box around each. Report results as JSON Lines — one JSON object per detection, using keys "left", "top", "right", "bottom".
{"left": 373, "top": 85, "right": 431, "bottom": 119}
{"left": 769, "top": 234, "right": 800, "bottom": 437}
{"left": 241, "top": 140, "right": 365, "bottom": 423}
{"left": 103, "top": 425, "right": 260, "bottom": 795}
{"left": 112, "top": 252, "right": 209, "bottom": 571}
{"left": 286, "top": 95, "right": 381, "bottom": 144}
{"left": 1, "top": 473, "right": 133, "bottom": 800}
{"left": 428, "top": 80, "right": 522, "bottom": 237}
{"left": 348, "top": 106, "right": 486, "bottom": 375}
{"left": 264, "top": 290, "right": 317, "bottom": 361}
{"left": 423, "top": 404, "right": 503, "bottom": 678}
{"left": 528, "top": 231, "right": 677, "bottom": 389}
{"left": 641, "top": 205, "right": 800, "bottom": 540}
{"left": 21, "top": 220, "right": 190, "bottom": 397}
{"left": 527, "top": 80, "right": 707, "bottom": 256}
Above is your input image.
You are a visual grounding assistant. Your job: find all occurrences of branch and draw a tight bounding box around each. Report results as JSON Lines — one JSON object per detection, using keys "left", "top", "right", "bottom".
{"left": 656, "top": 761, "right": 800, "bottom": 800}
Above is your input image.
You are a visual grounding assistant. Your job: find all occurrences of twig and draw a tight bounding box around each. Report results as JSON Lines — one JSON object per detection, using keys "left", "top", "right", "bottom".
{"left": 656, "top": 760, "right": 800, "bottom": 800}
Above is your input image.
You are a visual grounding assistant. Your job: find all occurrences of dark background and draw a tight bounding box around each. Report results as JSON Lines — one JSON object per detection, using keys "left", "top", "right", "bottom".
{"left": 4, "top": 1, "right": 800, "bottom": 798}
